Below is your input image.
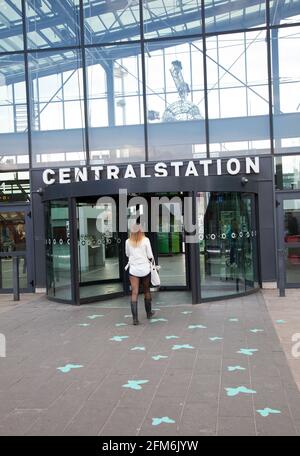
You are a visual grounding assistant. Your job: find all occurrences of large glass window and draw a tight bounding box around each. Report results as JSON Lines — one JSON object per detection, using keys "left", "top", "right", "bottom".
{"left": 0, "top": 0, "right": 24, "bottom": 51}
{"left": 46, "top": 200, "right": 72, "bottom": 301}
{"left": 86, "top": 44, "right": 145, "bottom": 164}
{"left": 0, "top": 54, "right": 29, "bottom": 169}
{"left": 28, "top": 49, "right": 86, "bottom": 167}
{"left": 84, "top": 0, "right": 140, "bottom": 44}
{"left": 205, "top": 0, "right": 266, "bottom": 34}
{"left": 145, "top": 39, "right": 206, "bottom": 160}
{"left": 275, "top": 155, "right": 300, "bottom": 190}
{"left": 272, "top": 26, "right": 300, "bottom": 154}
{"left": 197, "top": 192, "right": 259, "bottom": 299}
{"left": 206, "top": 31, "right": 270, "bottom": 156}
{"left": 0, "top": 171, "right": 30, "bottom": 203}
{"left": 270, "top": 0, "right": 300, "bottom": 25}
{"left": 283, "top": 199, "right": 300, "bottom": 285}
{"left": 25, "top": 0, "right": 81, "bottom": 49}
{"left": 143, "top": 0, "right": 202, "bottom": 39}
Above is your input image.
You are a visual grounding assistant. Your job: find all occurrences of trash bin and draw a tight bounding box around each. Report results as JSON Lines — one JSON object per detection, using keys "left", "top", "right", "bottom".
{"left": 158, "top": 232, "right": 169, "bottom": 254}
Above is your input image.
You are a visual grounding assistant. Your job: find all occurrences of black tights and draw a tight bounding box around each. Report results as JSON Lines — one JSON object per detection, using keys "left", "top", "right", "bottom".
{"left": 129, "top": 274, "right": 151, "bottom": 302}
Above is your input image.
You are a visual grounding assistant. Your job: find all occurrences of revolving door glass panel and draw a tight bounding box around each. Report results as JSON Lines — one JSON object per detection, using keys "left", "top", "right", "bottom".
{"left": 77, "top": 198, "right": 123, "bottom": 300}
{"left": 46, "top": 200, "right": 72, "bottom": 301}
{"left": 127, "top": 193, "right": 187, "bottom": 288}
{"left": 197, "top": 192, "right": 259, "bottom": 299}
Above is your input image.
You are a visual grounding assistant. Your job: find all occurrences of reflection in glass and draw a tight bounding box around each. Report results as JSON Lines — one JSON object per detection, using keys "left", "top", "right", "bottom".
{"left": 197, "top": 192, "right": 258, "bottom": 299}
{"left": 0, "top": 0, "right": 24, "bottom": 51}
{"left": 205, "top": 0, "right": 266, "bottom": 34}
{"left": 84, "top": 0, "right": 140, "bottom": 44}
{"left": 156, "top": 196, "right": 186, "bottom": 287}
{"left": 275, "top": 156, "right": 300, "bottom": 190}
{"left": 86, "top": 44, "right": 145, "bottom": 164}
{"left": 285, "top": 247, "right": 300, "bottom": 284}
{"left": 284, "top": 199, "right": 300, "bottom": 241}
{"left": 272, "top": 26, "right": 300, "bottom": 153}
{"left": 77, "top": 199, "right": 123, "bottom": 300}
{"left": 0, "top": 211, "right": 26, "bottom": 252}
{"left": 25, "top": 0, "right": 81, "bottom": 49}
{"left": 0, "top": 256, "right": 27, "bottom": 289}
{"left": 145, "top": 39, "right": 206, "bottom": 160}
{"left": 270, "top": 0, "right": 300, "bottom": 25}
{"left": 143, "top": 0, "right": 202, "bottom": 39}
{"left": 0, "top": 54, "right": 29, "bottom": 169}
{"left": 207, "top": 31, "right": 270, "bottom": 156}
{"left": 28, "top": 49, "right": 86, "bottom": 167}
{"left": 46, "top": 201, "right": 72, "bottom": 301}
{"left": 0, "top": 171, "right": 30, "bottom": 203}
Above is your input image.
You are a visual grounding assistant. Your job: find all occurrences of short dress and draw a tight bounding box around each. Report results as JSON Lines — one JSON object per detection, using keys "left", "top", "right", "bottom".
{"left": 125, "top": 237, "right": 154, "bottom": 278}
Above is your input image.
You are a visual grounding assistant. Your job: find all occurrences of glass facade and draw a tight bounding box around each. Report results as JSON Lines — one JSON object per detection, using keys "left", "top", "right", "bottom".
{"left": 1, "top": 1, "right": 300, "bottom": 302}
{"left": 1, "top": 1, "right": 300, "bottom": 170}
{"left": 275, "top": 155, "right": 300, "bottom": 189}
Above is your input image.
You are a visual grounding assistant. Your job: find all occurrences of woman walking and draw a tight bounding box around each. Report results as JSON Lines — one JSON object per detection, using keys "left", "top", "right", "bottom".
{"left": 126, "top": 224, "right": 155, "bottom": 325}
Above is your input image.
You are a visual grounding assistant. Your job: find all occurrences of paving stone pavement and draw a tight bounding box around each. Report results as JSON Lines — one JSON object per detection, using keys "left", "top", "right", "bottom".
{"left": 0, "top": 291, "right": 299, "bottom": 436}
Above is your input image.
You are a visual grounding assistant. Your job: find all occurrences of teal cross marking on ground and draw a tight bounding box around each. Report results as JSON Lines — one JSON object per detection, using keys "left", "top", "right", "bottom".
{"left": 256, "top": 408, "right": 281, "bottom": 417}
{"left": 122, "top": 380, "right": 149, "bottom": 390}
{"left": 131, "top": 346, "right": 145, "bottom": 351}
{"left": 57, "top": 364, "right": 83, "bottom": 373}
{"left": 229, "top": 318, "right": 239, "bottom": 322}
{"left": 225, "top": 386, "right": 257, "bottom": 397}
{"left": 152, "top": 417, "right": 175, "bottom": 426}
{"left": 227, "top": 366, "right": 246, "bottom": 372}
{"left": 78, "top": 323, "right": 90, "bottom": 327}
{"left": 150, "top": 318, "right": 168, "bottom": 323}
{"left": 237, "top": 348, "right": 258, "bottom": 356}
{"left": 124, "top": 315, "right": 132, "bottom": 318}
{"left": 152, "top": 355, "right": 168, "bottom": 361}
{"left": 250, "top": 329, "right": 264, "bottom": 333}
{"left": 275, "top": 320, "right": 286, "bottom": 324}
{"left": 165, "top": 335, "right": 179, "bottom": 340}
{"left": 115, "top": 323, "right": 128, "bottom": 327}
{"left": 110, "top": 336, "right": 129, "bottom": 342}
{"left": 209, "top": 337, "right": 223, "bottom": 341}
{"left": 153, "top": 308, "right": 161, "bottom": 311}
{"left": 87, "top": 315, "right": 104, "bottom": 320}
{"left": 181, "top": 311, "right": 193, "bottom": 315}
{"left": 188, "top": 325, "right": 207, "bottom": 329}
{"left": 172, "top": 344, "right": 194, "bottom": 350}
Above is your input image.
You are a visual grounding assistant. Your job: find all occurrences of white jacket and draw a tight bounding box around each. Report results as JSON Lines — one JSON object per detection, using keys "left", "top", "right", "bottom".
{"left": 125, "top": 237, "right": 154, "bottom": 277}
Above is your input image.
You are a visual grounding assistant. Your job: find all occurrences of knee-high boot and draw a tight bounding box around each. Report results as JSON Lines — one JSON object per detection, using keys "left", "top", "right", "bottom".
{"left": 130, "top": 301, "right": 139, "bottom": 325}
{"left": 144, "top": 299, "right": 155, "bottom": 319}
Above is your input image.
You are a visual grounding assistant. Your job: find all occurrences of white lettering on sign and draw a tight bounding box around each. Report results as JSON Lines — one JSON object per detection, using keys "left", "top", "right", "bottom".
{"left": 43, "top": 169, "right": 56, "bottom": 185}
{"left": 41, "top": 158, "right": 261, "bottom": 185}
{"left": 154, "top": 162, "right": 168, "bottom": 177}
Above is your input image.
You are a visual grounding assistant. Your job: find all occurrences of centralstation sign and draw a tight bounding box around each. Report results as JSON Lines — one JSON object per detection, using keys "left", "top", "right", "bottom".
{"left": 42, "top": 157, "right": 260, "bottom": 185}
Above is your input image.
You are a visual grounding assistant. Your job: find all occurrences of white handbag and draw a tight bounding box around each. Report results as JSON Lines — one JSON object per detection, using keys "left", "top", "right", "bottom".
{"left": 150, "top": 259, "right": 161, "bottom": 287}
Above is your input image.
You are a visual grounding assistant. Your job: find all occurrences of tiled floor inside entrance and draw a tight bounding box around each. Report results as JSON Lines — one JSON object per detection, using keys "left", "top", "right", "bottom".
{"left": 0, "top": 291, "right": 299, "bottom": 436}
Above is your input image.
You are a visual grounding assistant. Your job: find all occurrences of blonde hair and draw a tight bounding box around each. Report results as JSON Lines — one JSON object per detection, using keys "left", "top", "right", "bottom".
{"left": 129, "top": 223, "right": 145, "bottom": 245}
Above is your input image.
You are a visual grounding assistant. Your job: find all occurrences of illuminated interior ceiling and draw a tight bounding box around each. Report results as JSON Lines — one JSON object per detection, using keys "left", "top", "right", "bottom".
{"left": 0, "top": 0, "right": 300, "bottom": 84}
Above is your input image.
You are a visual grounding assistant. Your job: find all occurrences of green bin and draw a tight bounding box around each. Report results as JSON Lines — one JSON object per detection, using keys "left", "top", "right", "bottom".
{"left": 158, "top": 232, "right": 169, "bottom": 254}
{"left": 171, "top": 232, "right": 180, "bottom": 253}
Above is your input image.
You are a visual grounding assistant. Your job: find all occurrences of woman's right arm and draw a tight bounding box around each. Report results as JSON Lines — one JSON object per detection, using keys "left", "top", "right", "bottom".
{"left": 145, "top": 238, "right": 154, "bottom": 261}
{"left": 125, "top": 239, "right": 130, "bottom": 258}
